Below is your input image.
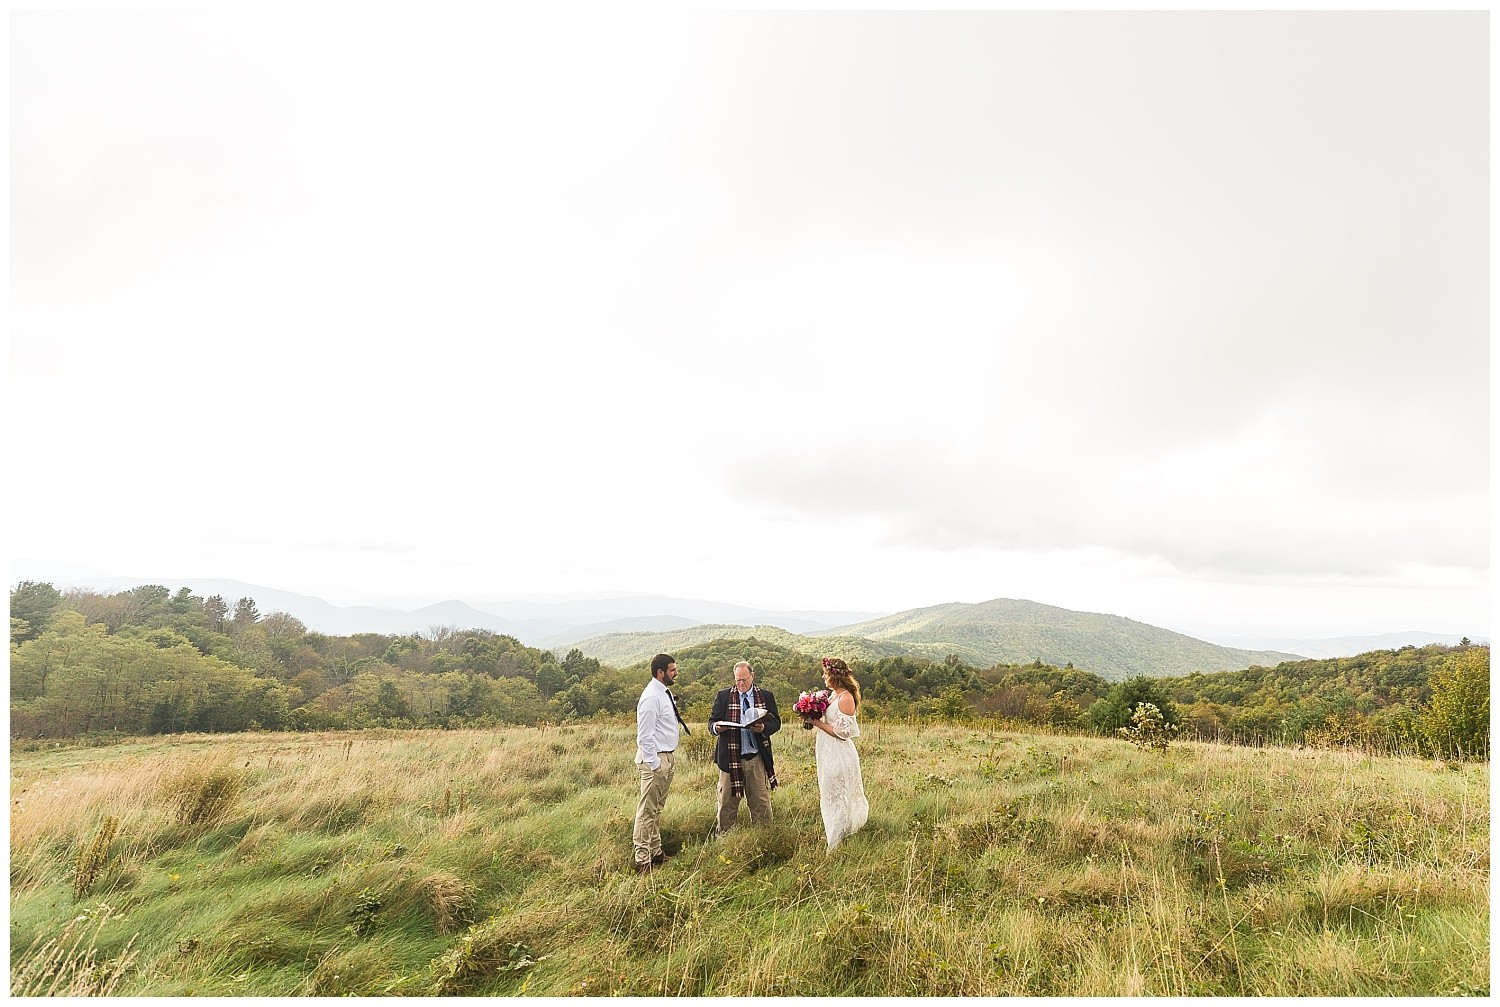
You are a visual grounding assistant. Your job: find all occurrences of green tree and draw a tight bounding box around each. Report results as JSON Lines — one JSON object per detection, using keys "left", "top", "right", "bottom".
{"left": 261, "top": 612, "right": 307, "bottom": 640}
{"left": 204, "top": 595, "right": 229, "bottom": 632}
{"left": 375, "top": 680, "right": 410, "bottom": 722}
{"left": 168, "top": 587, "right": 200, "bottom": 615}
{"left": 1047, "top": 691, "right": 1082, "bottom": 726}
{"left": 535, "top": 662, "right": 567, "bottom": 699}
{"left": 561, "top": 648, "right": 600, "bottom": 681}
{"left": 232, "top": 597, "right": 261, "bottom": 629}
{"left": 934, "top": 687, "right": 969, "bottom": 720}
{"left": 121, "top": 585, "right": 171, "bottom": 627}
{"left": 1420, "top": 648, "right": 1489, "bottom": 759}
{"left": 11, "top": 617, "right": 287, "bottom": 737}
{"left": 460, "top": 635, "right": 500, "bottom": 676}
{"left": 382, "top": 635, "right": 424, "bottom": 669}
{"left": 490, "top": 676, "right": 547, "bottom": 724}
{"left": 10, "top": 581, "right": 62, "bottom": 644}
{"left": 1086, "top": 676, "right": 1180, "bottom": 734}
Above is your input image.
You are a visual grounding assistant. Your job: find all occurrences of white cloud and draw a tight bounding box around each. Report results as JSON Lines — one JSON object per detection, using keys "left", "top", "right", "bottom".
{"left": 8, "top": 11, "right": 1487, "bottom": 638}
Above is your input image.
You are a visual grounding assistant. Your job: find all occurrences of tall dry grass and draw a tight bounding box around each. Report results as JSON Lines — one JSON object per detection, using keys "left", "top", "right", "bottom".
{"left": 10, "top": 907, "right": 137, "bottom": 996}
{"left": 9, "top": 722, "right": 1489, "bottom": 995}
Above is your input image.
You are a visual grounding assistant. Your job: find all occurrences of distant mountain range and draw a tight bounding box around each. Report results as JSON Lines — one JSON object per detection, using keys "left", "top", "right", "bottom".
{"left": 1211, "top": 631, "right": 1477, "bottom": 660}
{"left": 9, "top": 563, "right": 1479, "bottom": 680}
{"left": 6, "top": 566, "right": 883, "bottom": 642}
{"left": 568, "top": 599, "right": 1303, "bottom": 680}
{"left": 814, "top": 599, "right": 1304, "bottom": 677}
{"left": 559, "top": 624, "right": 919, "bottom": 668}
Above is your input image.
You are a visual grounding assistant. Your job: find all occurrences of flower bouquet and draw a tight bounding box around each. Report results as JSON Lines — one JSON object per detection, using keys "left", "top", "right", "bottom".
{"left": 793, "top": 689, "right": 830, "bottom": 729}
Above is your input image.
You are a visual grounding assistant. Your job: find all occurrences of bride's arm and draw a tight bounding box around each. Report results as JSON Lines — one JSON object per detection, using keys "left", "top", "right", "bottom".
{"left": 814, "top": 706, "right": 854, "bottom": 741}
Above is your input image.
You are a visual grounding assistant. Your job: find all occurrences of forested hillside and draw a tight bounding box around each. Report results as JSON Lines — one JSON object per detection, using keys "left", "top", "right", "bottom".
{"left": 8, "top": 582, "right": 1488, "bottom": 758}
{"left": 569, "top": 598, "right": 1300, "bottom": 679}
{"left": 820, "top": 598, "right": 1301, "bottom": 678}
{"left": 565, "top": 624, "right": 914, "bottom": 667}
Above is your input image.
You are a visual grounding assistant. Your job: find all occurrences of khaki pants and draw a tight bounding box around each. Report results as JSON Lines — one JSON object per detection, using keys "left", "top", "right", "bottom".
{"left": 716, "top": 753, "right": 772, "bottom": 834}
{"left": 633, "top": 749, "right": 675, "bottom": 866}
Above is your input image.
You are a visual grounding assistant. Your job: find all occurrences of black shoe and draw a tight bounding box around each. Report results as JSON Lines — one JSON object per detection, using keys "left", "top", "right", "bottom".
{"left": 634, "top": 861, "right": 654, "bottom": 875}
{"left": 651, "top": 853, "right": 665, "bottom": 866}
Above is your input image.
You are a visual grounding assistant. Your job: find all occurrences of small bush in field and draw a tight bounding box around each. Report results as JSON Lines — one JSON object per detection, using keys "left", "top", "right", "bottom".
{"left": 349, "top": 888, "right": 383, "bottom": 937}
{"left": 1119, "top": 703, "right": 1177, "bottom": 753}
{"left": 170, "top": 766, "right": 242, "bottom": 827}
{"left": 427, "top": 917, "right": 548, "bottom": 995}
{"left": 72, "top": 816, "right": 119, "bottom": 898}
{"left": 422, "top": 873, "right": 477, "bottom": 934}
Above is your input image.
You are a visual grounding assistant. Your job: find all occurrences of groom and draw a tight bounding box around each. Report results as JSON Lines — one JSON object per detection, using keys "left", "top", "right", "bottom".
{"left": 634, "top": 653, "right": 687, "bottom": 874}
{"left": 707, "top": 661, "right": 781, "bottom": 834}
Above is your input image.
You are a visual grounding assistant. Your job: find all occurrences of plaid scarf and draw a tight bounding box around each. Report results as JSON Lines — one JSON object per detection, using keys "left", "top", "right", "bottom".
{"left": 725, "top": 686, "right": 777, "bottom": 797}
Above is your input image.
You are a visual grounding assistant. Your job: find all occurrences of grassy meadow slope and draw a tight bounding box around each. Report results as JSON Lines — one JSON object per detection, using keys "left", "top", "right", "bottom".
{"left": 822, "top": 599, "right": 1302, "bottom": 679}
{"left": 10, "top": 725, "right": 1486, "bottom": 996}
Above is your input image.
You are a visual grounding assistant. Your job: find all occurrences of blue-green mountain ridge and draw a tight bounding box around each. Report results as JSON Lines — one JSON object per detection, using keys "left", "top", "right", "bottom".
{"left": 565, "top": 597, "right": 1305, "bottom": 681}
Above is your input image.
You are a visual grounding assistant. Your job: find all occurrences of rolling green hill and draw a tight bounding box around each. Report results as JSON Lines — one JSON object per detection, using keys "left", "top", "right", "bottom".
{"left": 565, "top": 600, "right": 1302, "bottom": 681}
{"left": 817, "top": 598, "right": 1301, "bottom": 680}
{"left": 558, "top": 624, "right": 914, "bottom": 668}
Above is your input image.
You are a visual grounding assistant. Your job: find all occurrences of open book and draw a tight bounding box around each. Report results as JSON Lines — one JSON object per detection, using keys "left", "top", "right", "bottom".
{"left": 713, "top": 706, "right": 766, "bottom": 731}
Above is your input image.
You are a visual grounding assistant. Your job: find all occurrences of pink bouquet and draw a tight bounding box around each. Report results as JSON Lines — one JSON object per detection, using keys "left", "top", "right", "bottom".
{"left": 793, "top": 689, "right": 830, "bottom": 729}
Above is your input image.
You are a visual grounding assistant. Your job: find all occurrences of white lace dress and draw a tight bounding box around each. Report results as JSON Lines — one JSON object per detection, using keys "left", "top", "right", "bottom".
{"left": 815, "top": 692, "right": 869, "bottom": 850}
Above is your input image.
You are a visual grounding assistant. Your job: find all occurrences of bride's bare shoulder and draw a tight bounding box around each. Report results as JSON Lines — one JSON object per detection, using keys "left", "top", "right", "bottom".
{"left": 836, "top": 690, "right": 856, "bottom": 715}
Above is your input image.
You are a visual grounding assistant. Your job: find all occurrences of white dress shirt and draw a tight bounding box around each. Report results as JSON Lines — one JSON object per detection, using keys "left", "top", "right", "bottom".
{"left": 636, "top": 676, "right": 679, "bottom": 770}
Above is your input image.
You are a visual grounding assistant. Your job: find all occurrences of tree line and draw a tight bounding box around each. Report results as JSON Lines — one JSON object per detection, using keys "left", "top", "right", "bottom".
{"left": 8, "top": 582, "right": 1488, "bottom": 759}
{"left": 10, "top": 582, "right": 614, "bottom": 736}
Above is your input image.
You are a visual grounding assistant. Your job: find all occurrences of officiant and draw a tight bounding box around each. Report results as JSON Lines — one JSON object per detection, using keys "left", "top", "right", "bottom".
{"left": 707, "top": 661, "right": 782, "bottom": 834}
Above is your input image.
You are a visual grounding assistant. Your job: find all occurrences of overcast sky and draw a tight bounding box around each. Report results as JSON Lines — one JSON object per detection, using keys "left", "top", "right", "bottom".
{"left": 10, "top": 11, "right": 1489, "bottom": 640}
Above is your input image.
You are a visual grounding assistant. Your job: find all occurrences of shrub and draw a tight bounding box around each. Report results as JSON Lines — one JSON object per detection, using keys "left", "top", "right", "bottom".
{"left": 350, "top": 887, "right": 383, "bottom": 937}
{"left": 72, "top": 816, "right": 120, "bottom": 898}
{"left": 422, "top": 873, "right": 477, "bottom": 935}
{"left": 427, "top": 918, "right": 548, "bottom": 995}
{"left": 1118, "top": 702, "right": 1177, "bottom": 753}
{"left": 169, "top": 766, "right": 242, "bottom": 827}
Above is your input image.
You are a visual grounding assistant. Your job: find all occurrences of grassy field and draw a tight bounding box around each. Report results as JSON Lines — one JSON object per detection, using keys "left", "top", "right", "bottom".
{"left": 9, "top": 721, "right": 1489, "bottom": 996}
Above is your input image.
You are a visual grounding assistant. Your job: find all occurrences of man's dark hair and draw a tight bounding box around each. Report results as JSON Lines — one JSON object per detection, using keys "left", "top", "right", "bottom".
{"left": 650, "top": 653, "right": 676, "bottom": 678}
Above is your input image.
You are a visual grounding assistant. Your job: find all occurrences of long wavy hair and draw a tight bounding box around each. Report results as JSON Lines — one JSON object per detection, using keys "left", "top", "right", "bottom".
{"left": 821, "top": 657, "right": 861, "bottom": 708}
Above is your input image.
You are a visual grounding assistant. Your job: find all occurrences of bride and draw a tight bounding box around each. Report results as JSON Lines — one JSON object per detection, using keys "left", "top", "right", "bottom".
{"left": 810, "top": 657, "right": 869, "bottom": 850}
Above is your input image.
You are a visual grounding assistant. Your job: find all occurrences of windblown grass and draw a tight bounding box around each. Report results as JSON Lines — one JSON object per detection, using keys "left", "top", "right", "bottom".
{"left": 9, "top": 723, "right": 1489, "bottom": 995}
